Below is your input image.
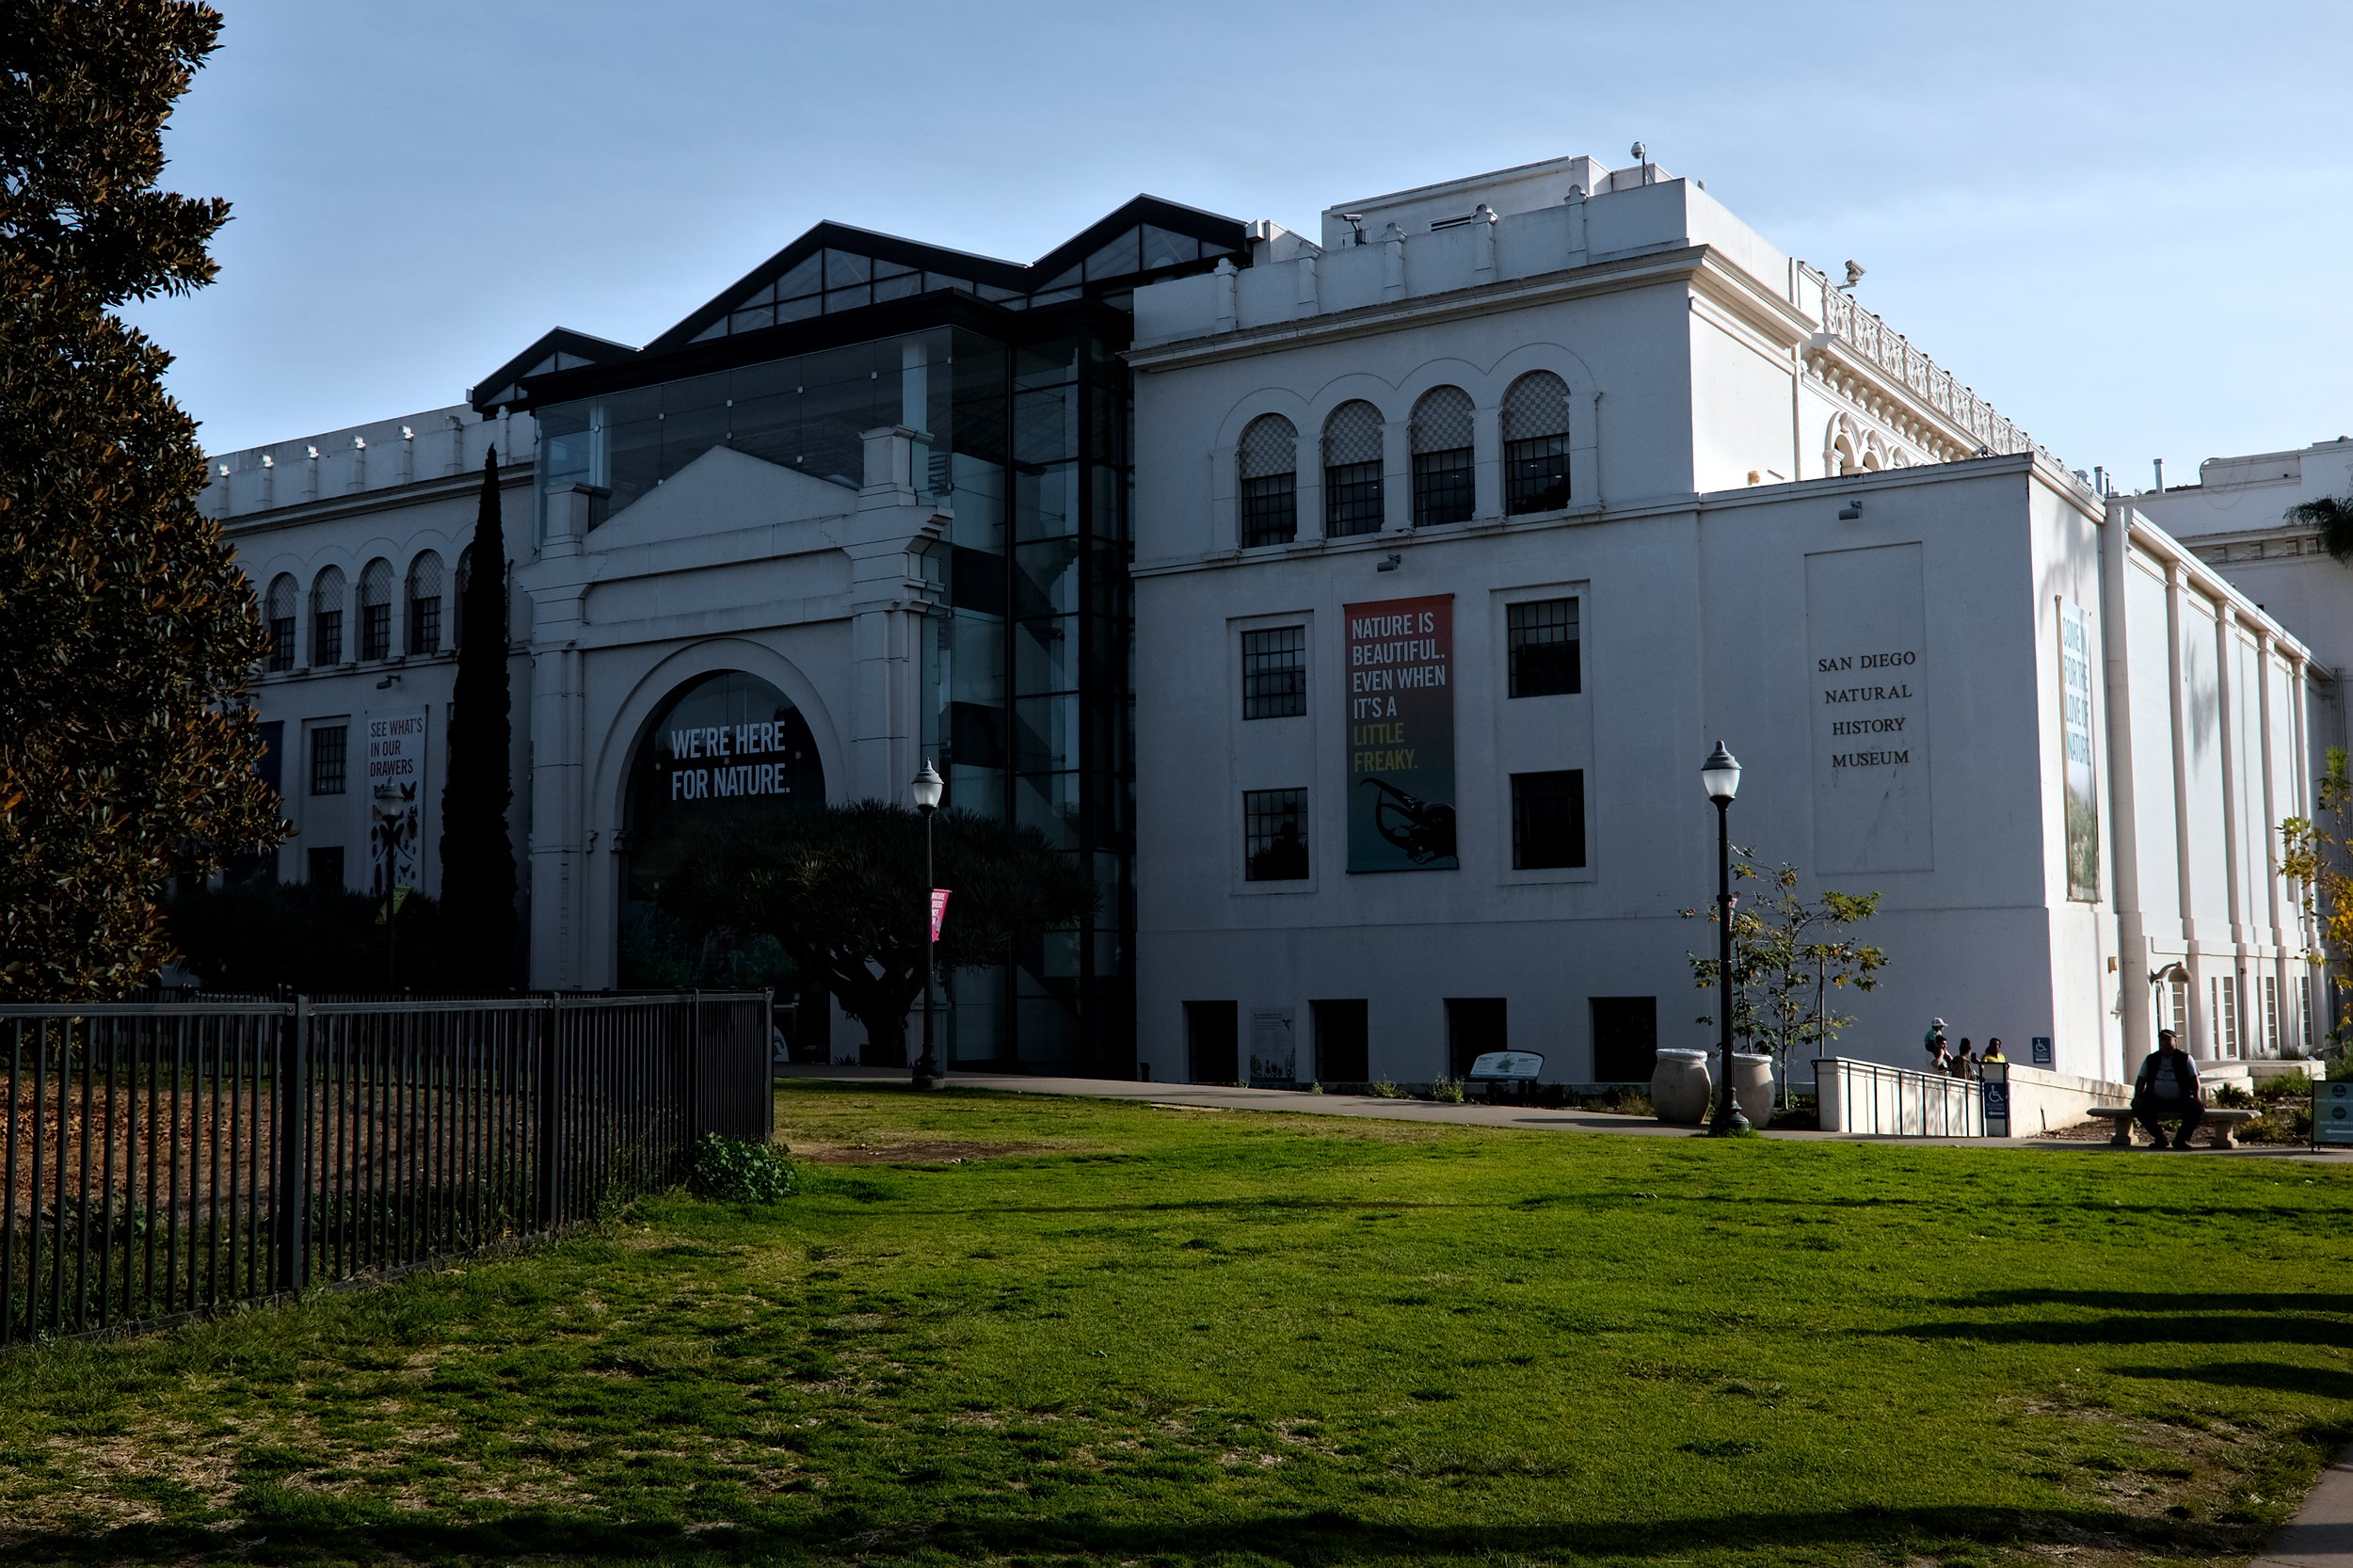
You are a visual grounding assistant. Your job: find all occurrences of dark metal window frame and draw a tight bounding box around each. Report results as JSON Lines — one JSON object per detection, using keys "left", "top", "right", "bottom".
{"left": 407, "top": 595, "right": 440, "bottom": 656}
{"left": 1323, "top": 460, "right": 1384, "bottom": 536}
{"left": 309, "top": 725, "right": 347, "bottom": 796}
{"left": 360, "top": 602, "right": 392, "bottom": 662}
{"left": 1243, "top": 787, "right": 1309, "bottom": 881}
{"left": 1241, "top": 626, "right": 1306, "bottom": 719}
{"left": 266, "top": 617, "right": 295, "bottom": 673}
{"left": 1511, "top": 768, "right": 1586, "bottom": 871}
{"left": 1507, "top": 598, "right": 1580, "bottom": 697}
{"left": 1412, "top": 448, "right": 1474, "bottom": 526}
{"left": 1241, "top": 472, "right": 1297, "bottom": 547}
{"left": 312, "top": 607, "right": 343, "bottom": 667}
{"left": 1504, "top": 433, "right": 1572, "bottom": 514}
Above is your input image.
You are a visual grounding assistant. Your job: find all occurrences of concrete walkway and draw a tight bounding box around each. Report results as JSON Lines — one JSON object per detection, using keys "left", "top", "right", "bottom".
{"left": 2257, "top": 1450, "right": 2353, "bottom": 1568}
{"left": 775, "top": 1064, "right": 2351, "bottom": 1159}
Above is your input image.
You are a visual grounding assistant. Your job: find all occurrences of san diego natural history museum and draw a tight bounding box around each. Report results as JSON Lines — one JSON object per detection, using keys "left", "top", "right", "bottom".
{"left": 200, "top": 152, "right": 2344, "bottom": 1094}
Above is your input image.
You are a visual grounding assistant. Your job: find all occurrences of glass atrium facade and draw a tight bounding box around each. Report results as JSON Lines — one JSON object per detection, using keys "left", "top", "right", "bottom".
{"left": 515, "top": 202, "right": 1243, "bottom": 1073}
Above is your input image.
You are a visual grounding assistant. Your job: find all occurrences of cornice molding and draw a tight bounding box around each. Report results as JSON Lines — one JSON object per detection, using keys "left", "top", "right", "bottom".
{"left": 221, "top": 464, "right": 536, "bottom": 537}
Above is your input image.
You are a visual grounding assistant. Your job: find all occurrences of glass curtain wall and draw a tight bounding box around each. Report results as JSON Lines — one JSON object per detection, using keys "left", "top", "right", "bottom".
{"left": 540, "top": 319, "right": 1133, "bottom": 1073}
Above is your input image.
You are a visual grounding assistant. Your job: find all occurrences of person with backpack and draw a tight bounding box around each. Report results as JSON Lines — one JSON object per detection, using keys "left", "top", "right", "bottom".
{"left": 2132, "top": 1029, "right": 2205, "bottom": 1149}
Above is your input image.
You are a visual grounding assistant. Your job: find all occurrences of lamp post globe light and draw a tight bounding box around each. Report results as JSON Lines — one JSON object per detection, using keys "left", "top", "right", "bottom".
{"left": 1701, "top": 743, "right": 1751, "bottom": 1136}
{"left": 910, "top": 761, "right": 945, "bottom": 1090}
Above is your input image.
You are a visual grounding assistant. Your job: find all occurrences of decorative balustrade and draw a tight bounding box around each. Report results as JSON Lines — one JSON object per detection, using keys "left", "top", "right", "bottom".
{"left": 1801, "top": 264, "right": 2071, "bottom": 477}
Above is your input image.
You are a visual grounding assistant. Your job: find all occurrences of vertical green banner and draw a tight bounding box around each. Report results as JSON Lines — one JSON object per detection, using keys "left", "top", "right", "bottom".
{"left": 2059, "top": 599, "right": 2099, "bottom": 902}
{"left": 1345, "top": 594, "right": 1458, "bottom": 872}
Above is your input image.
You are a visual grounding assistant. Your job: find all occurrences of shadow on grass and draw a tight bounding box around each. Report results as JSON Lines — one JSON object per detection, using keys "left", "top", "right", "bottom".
{"left": 1949, "top": 1289, "right": 2353, "bottom": 1313}
{"left": 1883, "top": 1315, "right": 2352, "bottom": 1347}
{"left": 2112, "top": 1360, "right": 2353, "bottom": 1401}
{"left": 0, "top": 1499, "right": 2264, "bottom": 1566}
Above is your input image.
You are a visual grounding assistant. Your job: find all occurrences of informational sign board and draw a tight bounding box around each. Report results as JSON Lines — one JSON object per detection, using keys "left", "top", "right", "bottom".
{"left": 2059, "top": 600, "right": 2101, "bottom": 902}
{"left": 1468, "top": 1051, "right": 1545, "bottom": 1081}
{"left": 364, "top": 706, "right": 428, "bottom": 897}
{"left": 2316, "top": 1080, "right": 2353, "bottom": 1147}
{"left": 1248, "top": 1009, "right": 1296, "bottom": 1084}
{"left": 1805, "top": 544, "right": 1933, "bottom": 873}
{"left": 2030, "top": 1036, "right": 2054, "bottom": 1067}
{"left": 1344, "top": 595, "right": 1458, "bottom": 872}
{"left": 1980, "top": 1062, "right": 2010, "bottom": 1137}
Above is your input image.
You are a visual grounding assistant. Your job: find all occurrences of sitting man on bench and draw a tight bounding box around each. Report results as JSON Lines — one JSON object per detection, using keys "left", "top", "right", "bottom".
{"left": 2132, "top": 1029, "right": 2204, "bottom": 1149}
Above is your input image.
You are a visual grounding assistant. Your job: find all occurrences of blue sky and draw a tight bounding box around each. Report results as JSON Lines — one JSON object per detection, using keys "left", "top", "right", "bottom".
{"left": 136, "top": 0, "right": 2353, "bottom": 484}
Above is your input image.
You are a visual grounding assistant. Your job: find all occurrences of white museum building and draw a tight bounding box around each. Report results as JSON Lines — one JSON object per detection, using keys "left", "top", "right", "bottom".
{"left": 200, "top": 153, "right": 2337, "bottom": 1086}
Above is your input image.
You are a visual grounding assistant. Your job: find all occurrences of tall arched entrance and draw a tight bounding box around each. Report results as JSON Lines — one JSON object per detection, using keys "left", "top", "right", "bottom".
{"left": 618, "top": 670, "right": 824, "bottom": 992}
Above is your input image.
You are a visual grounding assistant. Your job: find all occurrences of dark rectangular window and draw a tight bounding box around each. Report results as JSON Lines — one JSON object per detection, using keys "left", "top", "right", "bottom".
{"left": 1446, "top": 997, "right": 1507, "bottom": 1079}
{"left": 1185, "top": 1000, "right": 1239, "bottom": 1083}
{"left": 1590, "top": 997, "right": 1657, "bottom": 1082}
{"left": 306, "top": 845, "right": 344, "bottom": 888}
{"left": 1505, "top": 434, "right": 1573, "bottom": 514}
{"left": 1312, "top": 999, "right": 1369, "bottom": 1083}
{"left": 1507, "top": 598, "right": 1580, "bottom": 696}
{"left": 407, "top": 596, "right": 440, "bottom": 655}
{"left": 1412, "top": 448, "right": 1474, "bottom": 526}
{"left": 267, "top": 616, "right": 295, "bottom": 673}
{"left": 312, "top": 607, "right": 343, "bottom": 666}
{"left": 1241, "top": 473, "right": 1297, "bottom": 547}
{"left": 1243, "top": 788, "right": 1309, "bottom": 881}
{"left": 360, "top": 601, "right": 391, "bottom": 662}
{"left": 1512, "top": 769, "right": 1586, "bottom": 870}
{"left": 309, "top": 725, "right": 347, "bottom": 796}
{"left": 1324, "top": 460, "right": 1383, "bottom": 536}
{"left": 1241, "top": 627, "right": 1306, "bottom": 719}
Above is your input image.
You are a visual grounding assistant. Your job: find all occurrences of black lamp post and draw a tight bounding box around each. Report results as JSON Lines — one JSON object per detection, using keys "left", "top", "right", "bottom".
{"left": 1701, "top": 743, "right": 1751, "bottom": 1136}
{"left": 910, "top": 760, "right": 945, "bottom": 1089}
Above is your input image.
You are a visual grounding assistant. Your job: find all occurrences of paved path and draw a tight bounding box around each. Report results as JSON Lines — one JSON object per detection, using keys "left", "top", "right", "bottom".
{"left": 776, "top": 1065, "right": 2349, "bottom": 1159}
{"left": 2258, "top": 1450, "right": 2353, "bottom": 1568}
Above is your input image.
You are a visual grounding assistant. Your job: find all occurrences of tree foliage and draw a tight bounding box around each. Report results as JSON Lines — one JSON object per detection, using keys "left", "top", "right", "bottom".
{"left": 1684, "top": 855, "right": 1886, "bottom": 1086}
{"left": 2284, "top": 495, "right": 2353, "bottom": 566}
{"left": 0, "top": 2, "right": 282, "bottom": 999}
{"left": 165, "top": 877, "right": 458, "bottom": 995}
{"left": 2278, "top": 746, "right": 2353, "bottom": 1062}
{"left": 436, "top": 449, "right": 519, "bottom": 988}
{"left": 658, "top": 802, "right": 1096, "bottom": 1065}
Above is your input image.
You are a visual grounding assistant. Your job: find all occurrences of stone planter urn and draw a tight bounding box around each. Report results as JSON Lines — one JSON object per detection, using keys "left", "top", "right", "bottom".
{"left": 1651, "top": 1048, "right": 1713, "bottom": 1124}
{"left": 1732, "top": 1052, "right": 1776, "bottom": 1128}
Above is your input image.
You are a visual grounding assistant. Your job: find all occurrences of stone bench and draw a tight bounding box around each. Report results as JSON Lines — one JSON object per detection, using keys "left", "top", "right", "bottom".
{"left": 2085, "top": 1105, "right": 2260, "bottom": 1148}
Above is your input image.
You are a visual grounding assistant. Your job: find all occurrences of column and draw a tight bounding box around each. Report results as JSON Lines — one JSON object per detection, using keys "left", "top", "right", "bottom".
{"left": 1472, "top": 402, "right": 1503, "bottom": 523}
{"left": 2162, "top": 562, "right": 2204, "bottom": 1053}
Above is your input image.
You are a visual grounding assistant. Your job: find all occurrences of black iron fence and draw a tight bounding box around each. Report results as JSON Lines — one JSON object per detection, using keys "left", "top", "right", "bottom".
{"left": 0, "top": 992, "right": 770, "bottom": 1346}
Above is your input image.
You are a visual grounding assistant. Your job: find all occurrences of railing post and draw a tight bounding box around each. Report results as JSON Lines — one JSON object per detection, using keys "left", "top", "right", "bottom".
{"left": 536, "top": 996, "right": 560, "bottom": 1232}
{"left": 274, "top": 999, "right": 312, "bottom": 1295}
{"left": 686, "top": 991, "right": 706, "bottom": 1142}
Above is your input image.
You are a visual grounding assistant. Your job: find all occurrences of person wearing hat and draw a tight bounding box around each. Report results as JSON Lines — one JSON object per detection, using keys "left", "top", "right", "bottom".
{"left": 1923, "top": 1018, "right": 1951, "bottom": 1072}
{"left": 2131, "top": 1028, "right": 2205, "bottom": 1149}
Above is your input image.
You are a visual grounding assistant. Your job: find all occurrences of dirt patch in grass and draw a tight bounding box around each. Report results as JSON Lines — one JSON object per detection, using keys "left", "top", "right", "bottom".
{"left": 792, "top": 1139, "right": 1063, "bottom": 1164}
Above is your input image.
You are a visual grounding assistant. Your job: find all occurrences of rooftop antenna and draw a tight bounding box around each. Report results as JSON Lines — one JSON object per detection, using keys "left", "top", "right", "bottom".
{"left": 1838, "top": 260, "right": 1866, "bottom": 291}
{"left": 1337, "top": 212, "right": 1366, "bottom": 246}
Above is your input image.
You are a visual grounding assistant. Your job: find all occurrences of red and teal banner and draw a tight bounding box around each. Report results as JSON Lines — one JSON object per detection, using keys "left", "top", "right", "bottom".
{"left": 929, "top": 888, "right": 951, "bottom": 943}
{"left": 1344, "top": 594, "right": 1458, "bottom": 872}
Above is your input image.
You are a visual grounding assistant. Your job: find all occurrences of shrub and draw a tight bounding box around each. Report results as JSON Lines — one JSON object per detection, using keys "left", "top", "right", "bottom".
{"left": 687, "top": 1134, "right": 798, "bottom": 1204}
{"left": 1368, "top": 1081, "right": 1403, "bottom": 1099}
{"left": 1427, "top": 1077, "right": 1466, "bottom": 1105}
{"left": 2214, "top": 1081, "right": 2257, "bottom": 1110}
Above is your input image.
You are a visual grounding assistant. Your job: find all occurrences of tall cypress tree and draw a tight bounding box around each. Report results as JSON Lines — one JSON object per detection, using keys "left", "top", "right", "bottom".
{"left": 0, "top": 1, "right": 282, "bottom": 999}
{"left": 437, "top": 447, "right": 519, "bottom": 988}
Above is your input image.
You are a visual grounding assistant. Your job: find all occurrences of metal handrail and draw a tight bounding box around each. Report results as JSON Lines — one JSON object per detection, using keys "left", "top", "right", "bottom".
{"left": 1814, "top": 1055, "right": 1983, "bottom": 1138}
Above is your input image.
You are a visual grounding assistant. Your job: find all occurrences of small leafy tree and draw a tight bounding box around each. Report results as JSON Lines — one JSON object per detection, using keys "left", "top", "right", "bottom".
{"left": 2284, "top": 494, "right": 2353, "bottom": 565}
{"left": 2278, "top": 746, "right": 2353, "bottom": 1060}
{"left": 0, "top": 2, "right": 284, "bottom": 998}
{"left": 658, "top": 802, "right": 1096, "bottom": 1065}
{"left": 1685, "top": 856, "right": 1886, "bottom": 1095}
{"left": 437, "top": 449, "right": 519, "bottom": 987}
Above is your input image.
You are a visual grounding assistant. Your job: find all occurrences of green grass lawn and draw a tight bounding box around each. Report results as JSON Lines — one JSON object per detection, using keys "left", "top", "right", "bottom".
{"left": 2, "top": 1082, "right": 2350, "bottom": 1568}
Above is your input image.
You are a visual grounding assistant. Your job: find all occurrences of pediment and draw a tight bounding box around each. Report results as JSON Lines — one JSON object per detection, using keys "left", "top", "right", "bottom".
{"left": 590, "top": 445, "right": 855, "bottom": 549}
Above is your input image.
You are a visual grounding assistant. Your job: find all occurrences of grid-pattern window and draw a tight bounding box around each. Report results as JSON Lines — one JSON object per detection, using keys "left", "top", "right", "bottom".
{"left": 407, "top": 552, "right": 443, "bottom": 655}
{"left": 1502, "top": 371, "right": 1573, "bottom": 513}
{"left": 2171, "top": 977, "right": 2192, "bottom": 1045}
{"left": 2305, "top": 974, "right": 2317, "bottom": 1052}
{"left": 2213, "top": 975, "right": 2239, "bottom": 1058}
{"left": 2264, "top": 973, "right": 2281, "bottom": 1056}
{"left": 310, "top": 725, "right": 347, "bottom": 796}
{"left": 1410, "top": 385, "right": 1475, "bottom": 526}
{"left": 1322, "top": 401, "right": 1385, "bottom": 536}
{"left": 311, "top": 568, "right": 344, "bottom": 666}
{"left": 265, "top": 574, "right": 296, "bottom": 673}
{"left": 1238, "top": 413, "right": 1298, "bottom": 548}
{"left": 1507, "top": 598, "right": 1580, "bottom": 697}
{"left": 1512, "top": 769, "right": 1586, "bottom": 870}
{"left": 358, "top": 558, "right": 393, "bottom": 661}
{"left": 1243, "top": 788, "right": 1309, "bottom": 881}
{"left": 1241, "top": 626, "right": 1306, "bottom": 719}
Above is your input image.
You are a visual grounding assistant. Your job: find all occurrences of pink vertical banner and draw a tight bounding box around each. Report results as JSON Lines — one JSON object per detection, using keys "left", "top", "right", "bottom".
{"left": 929, "top": 888, "right": 951, "bottom": 943}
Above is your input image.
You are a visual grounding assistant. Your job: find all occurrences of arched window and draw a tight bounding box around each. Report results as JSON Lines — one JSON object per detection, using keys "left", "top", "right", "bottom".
{"left": 406, "top": 552, "right": 443, "bottom": 655}
{"left": 1410, "top": 386, "right": 1475, "bottom": 526}
{"left": 311, "top": 567, "right": 345, "bottom": 666}
{"left": 1501, "top": 372, "right": 1573, "bottom": 514}
{"left": 453, "top": 547, "right": 472, "bottom": 649}
{"left": 1237, "top": 413, "right": 1298, "bottom": 547}
{"left": 265, "top": 574, "right": 297, "bottom": 673}
{"left": 358, "top": 558, "right": 393, "bottom": 661}
{"left": 1321, "top": 401, "right": 1385, "bottom": 536}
